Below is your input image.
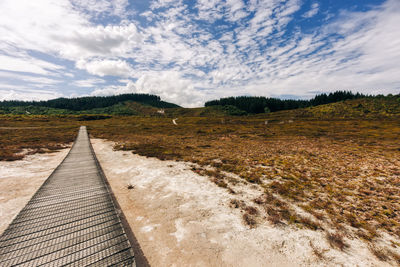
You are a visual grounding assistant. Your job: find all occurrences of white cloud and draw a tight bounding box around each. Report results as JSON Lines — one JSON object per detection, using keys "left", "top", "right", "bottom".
{"left": 61, "top": 23, "right": 142, "bottom": 59}
{"left": 195, "top": 0, "right": 224, "bottom": 22}
{"left": 71, "top": 0, "right": 129, "bottom": 17}
{"left": 112, "top": 0, "right": 130, "bottom": 16}
{"left": 0, "top": 88, "right": 63, "bottom": 101}
{"left": 0, "top": 54, "right": 64, "bottom": 75}
{"left": 91, "top": 71, "right": 205, "bottom": 107}
{"left": 150, "top": 0, "right": 179, "bottom": 10}
{"left": 0, "top": 0, "right": 87, "bottom": 54}
{"left": 302, "top": 3, "right": 319, "bottom": 18}
{"left": 72, "top": 78, "right": 106, "bottom": 87}
{"left": 237, "top": 0, "right": 400, "bottom": 97}
{"left": 0, "top": 0, "right": 142, "bottom": 62}
{"left": 71, "top": 0, "right": 110, "bottom": 14}
{"left": 225, "top": 0, "right": 247, "bottom": 22}
{"left": 0, "top": 0, "right": 399, "bottom": 106}
{"left": 76, "top": 59, "right": 134, "bottom": 77}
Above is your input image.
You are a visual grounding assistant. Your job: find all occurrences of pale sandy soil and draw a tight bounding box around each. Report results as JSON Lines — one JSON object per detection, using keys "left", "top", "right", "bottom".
{"left": 92, "top": 139, "right": 392, "bottom": 267}
{"left": 0, "top": 148, "right": 70, "bottom": 234}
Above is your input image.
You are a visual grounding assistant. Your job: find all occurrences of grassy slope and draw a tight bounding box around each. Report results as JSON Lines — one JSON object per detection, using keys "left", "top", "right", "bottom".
{"left": 305, "top": 96, "right": 400, "bottom": 118}
{"left": 260, "top": 96, "right": 400, "bottom": 120}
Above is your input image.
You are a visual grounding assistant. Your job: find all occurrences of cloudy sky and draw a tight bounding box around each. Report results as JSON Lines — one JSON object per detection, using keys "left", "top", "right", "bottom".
{"left": 0, "top": 0, "right": 399, "bottom": 107}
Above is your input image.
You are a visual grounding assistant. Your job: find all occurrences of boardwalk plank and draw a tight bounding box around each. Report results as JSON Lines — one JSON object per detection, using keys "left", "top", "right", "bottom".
{"left": 0, "top": 126, "right": 135, "bottom": 266}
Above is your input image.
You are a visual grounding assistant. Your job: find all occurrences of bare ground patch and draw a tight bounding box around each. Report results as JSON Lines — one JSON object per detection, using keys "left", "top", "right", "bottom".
{"left": 92, "top": 139, "right": 396, "bottom": 266}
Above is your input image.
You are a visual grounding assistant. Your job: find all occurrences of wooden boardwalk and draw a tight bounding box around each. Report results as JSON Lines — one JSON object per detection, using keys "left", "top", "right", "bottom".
{"left": 0, "top": 126, "right": 135, "bottom": 266}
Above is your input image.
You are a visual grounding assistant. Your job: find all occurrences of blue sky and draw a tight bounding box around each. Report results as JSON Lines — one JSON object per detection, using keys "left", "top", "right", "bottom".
{"left": 0, "top": 0, "right": 399, "bottom": 107}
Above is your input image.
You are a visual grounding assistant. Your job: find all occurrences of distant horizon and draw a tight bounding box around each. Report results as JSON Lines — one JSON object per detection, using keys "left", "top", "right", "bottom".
{"left": 1, "top": 90, "right": 396, "bottom": 109}
{"left": 0, "top": 0, "right": 399, "bottom": 107}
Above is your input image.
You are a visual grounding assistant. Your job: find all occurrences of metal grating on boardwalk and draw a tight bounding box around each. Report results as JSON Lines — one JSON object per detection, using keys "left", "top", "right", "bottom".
{"left": 0, "top": 126, "right": 135, "bottom": 266}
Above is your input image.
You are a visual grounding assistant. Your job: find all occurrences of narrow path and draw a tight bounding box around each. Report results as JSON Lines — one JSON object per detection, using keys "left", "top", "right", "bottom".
{"left": 0, "top": 126, "right": 136, "bottom": 266}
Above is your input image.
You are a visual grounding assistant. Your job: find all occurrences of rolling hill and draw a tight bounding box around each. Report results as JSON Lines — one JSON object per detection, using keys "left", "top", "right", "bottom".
{"left": 259, "top": 95, "right": 400, "bottom": 120}
{"left": 0, "top": 92, "right": 399, "bottom": 119}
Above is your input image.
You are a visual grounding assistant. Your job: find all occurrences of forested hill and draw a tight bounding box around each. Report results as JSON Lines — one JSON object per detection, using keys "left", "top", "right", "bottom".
{"left": 0, "top": 93, "right": 179, "bottom": 110}
{"left": 1, "top": 91, "right": 398, "bottom": 117}
{"left": 205, "top": 91, "right": 369, "bottom": 114}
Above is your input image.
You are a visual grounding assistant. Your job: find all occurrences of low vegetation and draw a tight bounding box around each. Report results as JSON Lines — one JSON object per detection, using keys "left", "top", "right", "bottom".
{"left": 0, "top": 115, "right": 82, "bottom": 160}
{"left": 1, "top": 95, "right": 399, "bottom": 263}
{"left": 326, "top": 232, "right": 349, "bottom": 251}
{"left": 89, "top": 99, "right": 399, "bottom": 262}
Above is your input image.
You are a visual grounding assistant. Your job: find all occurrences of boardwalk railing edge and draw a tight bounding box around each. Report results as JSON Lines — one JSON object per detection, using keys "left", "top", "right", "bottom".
{"left": 87, "top": 127, "right": 151, "bottom": 267}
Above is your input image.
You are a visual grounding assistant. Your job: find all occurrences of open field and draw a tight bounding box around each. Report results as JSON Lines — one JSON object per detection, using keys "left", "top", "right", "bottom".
{"left": 88, "top": 116, "right": 400, "bottom": 238}
{"left": 1, "top": 102, "right": 399, "bottom": 264}
{"left": 0, "top": 115, "right": 80, "bottom": 161}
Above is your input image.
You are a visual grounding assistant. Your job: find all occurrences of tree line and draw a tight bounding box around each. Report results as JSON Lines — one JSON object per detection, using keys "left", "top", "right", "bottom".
{"left": 205, "top": 91, "right": 368, "bottom": 114}
{"left": 0, "top": 93, "right": 179, "bottom": 111}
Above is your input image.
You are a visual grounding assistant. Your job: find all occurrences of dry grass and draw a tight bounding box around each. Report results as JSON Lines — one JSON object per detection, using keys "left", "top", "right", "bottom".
{"left": 230, "top": 199, "right": 258, "bottom": 227}
{"left": 309, "top": 241, "right": 329, "bottom": 261}
{"left": 0, "top": 115, "right": 81, "bottom": 160}
{"left": 1, "top": 112, "right": 399, "bottom": 257}
{"left": 326, "top": 232, "right": 349, "bottom": 251}
{"left": 368, "top": 244, "right": 390, "bottom": 262}
{"left": 243, "top": 212, "right": 257, "bottom": 227}
{"left": 388, "top": 250, "right": 400, "bottom": 265}
{"left": 89, "top": 116, "right": 399, "bottom": 248}
{"left": 368, "top": 245, "right": 400, "bottom": 265}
